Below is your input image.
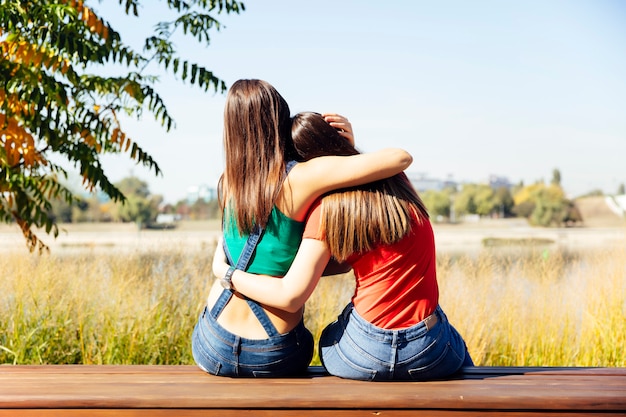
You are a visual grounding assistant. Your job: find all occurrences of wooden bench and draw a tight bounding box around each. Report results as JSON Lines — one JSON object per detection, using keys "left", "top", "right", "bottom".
{"left": 1, "top": 365, "right": 625, "bottom": 416}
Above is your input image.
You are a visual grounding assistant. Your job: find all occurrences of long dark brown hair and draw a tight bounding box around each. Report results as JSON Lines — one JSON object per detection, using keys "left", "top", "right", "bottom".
{"left": 220, "top": 79, "right": 296, "bottom": 235}
{"left": 291, "top": 112, "right": 429, "bottom": 261}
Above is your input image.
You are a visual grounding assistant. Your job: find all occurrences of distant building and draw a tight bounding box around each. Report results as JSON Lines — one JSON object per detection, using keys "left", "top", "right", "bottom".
{"left": 186, "top": 184, "right": 217, "bottom": 204}
{"left": 488, "top": 175, "right": 512, "bottom": 190}
{"left": 406, "top": 172, "right": 458, "bottom": 193}
{"left": 406, "top": 172, "right": 514, "bottom": 193}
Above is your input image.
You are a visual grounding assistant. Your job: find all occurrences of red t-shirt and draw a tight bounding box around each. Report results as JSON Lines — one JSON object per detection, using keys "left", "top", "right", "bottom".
{"left": 304, "top": 200, "right": 439, "bottom": 329}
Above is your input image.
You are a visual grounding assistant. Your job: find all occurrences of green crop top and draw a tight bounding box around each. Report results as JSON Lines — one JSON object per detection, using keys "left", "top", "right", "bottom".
{"left": 223, "top": 206, "right": 304, "bottom": 276}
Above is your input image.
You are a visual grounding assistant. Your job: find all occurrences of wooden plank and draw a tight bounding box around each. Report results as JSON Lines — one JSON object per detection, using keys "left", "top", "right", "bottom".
{"left": 0, "top": 366, "right": 625, "bottom": 415}
{"left": 0, "top": 411, "right": 620, "bottom": 417}
{"left": 457, "top": 366, "right": 626, "bottom": 378}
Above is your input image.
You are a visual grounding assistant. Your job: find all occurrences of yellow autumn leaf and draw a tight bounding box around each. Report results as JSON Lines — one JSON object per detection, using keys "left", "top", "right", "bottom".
{"left": 118, "top": 132, "right": 127, "bottom": 149}
{"left": 82, "top": 7, "right": 90, "bottom": 24}
{"left": 124, "top": 84, "right": 135, "bottom": 96}
{"left": 22, "top": 145, "right": 34, "bottom": 167}
{"left": 60, "top": 59, "right": 71, "bottom": 75}
{"left": 110, "top": 127, "right": 120, "bottom": 144}
{"left": 101, "top": 24, "right": 109, "bottom": 40}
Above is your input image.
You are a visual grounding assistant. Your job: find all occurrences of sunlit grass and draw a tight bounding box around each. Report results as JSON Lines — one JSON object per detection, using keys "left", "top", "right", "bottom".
{"left": 0, "top": 246, "right": 214, "bottom": 365}
{"left": 1, "top": 240, "right": 624, "bottom": 367}
{"left": 435, "top": 246, "right": 626, "bottom": 366}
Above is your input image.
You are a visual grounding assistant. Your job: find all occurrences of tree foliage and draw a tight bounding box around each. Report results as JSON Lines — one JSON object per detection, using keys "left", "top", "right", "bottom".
{"left": 421, "top": 189, "right": 452, "bottom": 220}
{"left": 512, "top": 179, "right": 579, "bottom": 227}
{"left": 453, "top": 184, "right": 478, "bottom": 217}
{"left": 493, "top": 186, "right": 515, "bottom": 217}
{"left": 0, "top": 0, "right": 244, "bottom": 252}
{"left": 113, "top": 176, "right": 161, "bottom": 228}
{"left": 419, "top": 176, "right": 581, "bottom": 227}
{"left": 551, "top": 168, "right": 561, "bottom": 186}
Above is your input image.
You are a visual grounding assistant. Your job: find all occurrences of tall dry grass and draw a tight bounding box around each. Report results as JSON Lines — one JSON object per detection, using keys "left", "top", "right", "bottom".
{"left": 434, "top": 246, "right": 626, "bottom": 366}
{"left": 1, "top": 241, "right": 624, "bottom": 366}
{"left": 0, "top": 246, "right": 214, "bottom": 364}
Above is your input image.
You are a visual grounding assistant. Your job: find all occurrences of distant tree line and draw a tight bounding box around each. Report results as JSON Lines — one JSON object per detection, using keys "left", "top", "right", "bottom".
{"left": 46, "top": 175, "right": 220, "bottom": 229}
{"left": 421, "top": 169, "right": 623, "bottom": 227}
{"left": 45, "top": 169, "right": 624, "bottom": 229}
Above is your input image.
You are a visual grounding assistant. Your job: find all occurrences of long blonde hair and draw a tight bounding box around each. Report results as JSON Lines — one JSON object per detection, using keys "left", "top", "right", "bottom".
{"left": 292, "top": 112, "right": 429, "bottom": 261}
{"left": 220, "top": 79, "right": 296, "bottom": 235}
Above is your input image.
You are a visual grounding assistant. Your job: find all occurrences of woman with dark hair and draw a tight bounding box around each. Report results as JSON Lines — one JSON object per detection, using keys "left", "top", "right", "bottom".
{"left": 213, "top": 111, "right": 473, "bottom": 381}
{"left": 192, "top": 81, "right": 413, "bottom": 377}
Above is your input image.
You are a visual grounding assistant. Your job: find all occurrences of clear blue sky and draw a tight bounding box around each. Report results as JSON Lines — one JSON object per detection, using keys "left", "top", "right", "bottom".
{"left": 93, "top": 0, "right": 626, "bottom": 204}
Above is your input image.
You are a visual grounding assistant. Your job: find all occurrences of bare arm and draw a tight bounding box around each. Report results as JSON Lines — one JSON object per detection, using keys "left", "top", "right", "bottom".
{"left": 295, "top": 149, "right": 412, "bottom": 194}
{"left": 310, "top": 113, "right": 412, "bottom": 190}
{"left": 282, "top": 147, "right": 412, "bottom": 222}
{"left": 278, "top": 114, "right": 412, "bottom": 221}
{"left": 213, "top": 237, "right": 331, "bottom": 313}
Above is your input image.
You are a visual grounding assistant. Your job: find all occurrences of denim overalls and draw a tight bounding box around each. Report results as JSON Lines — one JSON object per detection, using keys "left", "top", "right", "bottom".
{"left": 192, "top": 162, "right": 313, "bottom": 377}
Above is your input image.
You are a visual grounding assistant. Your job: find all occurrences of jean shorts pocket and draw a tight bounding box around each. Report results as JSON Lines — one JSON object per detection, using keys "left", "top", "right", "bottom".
{"left": 407, "top": 341, "right": 464, "bottom": 380}
{"left": 192, "top": 336, "right": 224, "bottom": 376}
{"left": 323, "top": 342, "right": 378, "bottom": 381}
{"left": 195, "top": 351, "right": 222, "bottom": 376}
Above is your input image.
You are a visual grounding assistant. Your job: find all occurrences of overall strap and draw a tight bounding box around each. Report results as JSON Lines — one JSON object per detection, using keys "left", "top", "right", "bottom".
{"left": 212, "top": 160, "right": 298, "bottom": 337}
{"left": 285, "top": 160, "right": 297, "bottom": 173}
{"left": 210, "top": 225, "right": 264, "bottom": 318}
{"left": 222, "top": 160, "right": 298, "bottom": 264}
{"left": 214, "top": 225, "right": 280, "bottom": 337}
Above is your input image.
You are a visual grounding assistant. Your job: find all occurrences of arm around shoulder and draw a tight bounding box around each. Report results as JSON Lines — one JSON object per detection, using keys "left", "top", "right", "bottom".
{"left": 296, "top": 147, "right": 413, "bottom": 195}
{"left": 381, "top": 147, "right": 413, "bottom": 171}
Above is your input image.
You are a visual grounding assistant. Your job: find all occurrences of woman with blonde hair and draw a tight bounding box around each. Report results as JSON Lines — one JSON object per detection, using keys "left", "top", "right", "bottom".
{"left": 213, "top": 111, "right": 473, "bottom": 381}
{"left": 192, "top": 81, "right": 413, "bottom": 377}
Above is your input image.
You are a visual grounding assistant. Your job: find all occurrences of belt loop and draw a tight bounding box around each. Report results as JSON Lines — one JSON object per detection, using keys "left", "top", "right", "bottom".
{"left": 232, "top": 336, "right": 240, "bottom": 355}
{"left": 436, "top": 305, "right": 446, "bottom": 323}
{"left": 341, "top": 303, "right": 352, "bottom": 322}
{"left": 233, "top": 336, "right": 241, "bottom": 377}
{"left": 389, "top": 331, "right": 398, "bottom": 378}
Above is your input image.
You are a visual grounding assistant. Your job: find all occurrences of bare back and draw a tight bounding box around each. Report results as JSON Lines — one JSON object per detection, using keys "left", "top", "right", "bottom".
{"left": 207, "top": 166, "right": 312, "bottom": 337}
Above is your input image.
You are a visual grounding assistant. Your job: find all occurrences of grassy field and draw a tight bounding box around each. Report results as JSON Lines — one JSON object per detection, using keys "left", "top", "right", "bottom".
{"left": 1, "top": 221, "right": 625, "bottom": 367}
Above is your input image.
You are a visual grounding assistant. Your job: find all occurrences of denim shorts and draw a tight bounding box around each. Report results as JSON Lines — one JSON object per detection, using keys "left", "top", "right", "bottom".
{"left": 319, "top": 304, "right": 473, "bottom": 381}
{"left": 191, "top": 305, "right": 314, "bottom": 377}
